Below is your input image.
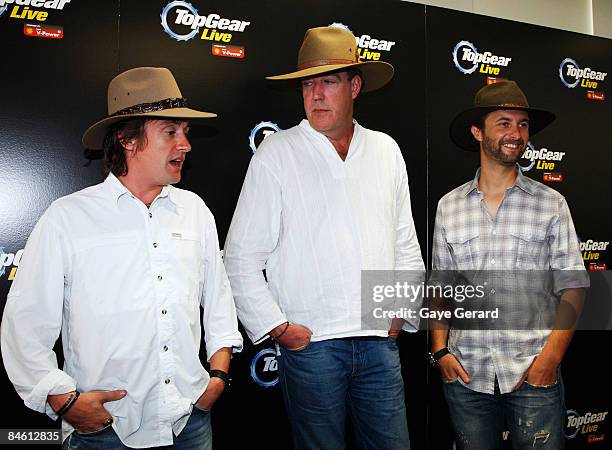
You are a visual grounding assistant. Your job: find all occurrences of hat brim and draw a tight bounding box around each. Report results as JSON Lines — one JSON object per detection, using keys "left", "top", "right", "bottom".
{"left": 82, "top": 107, "right": 217, "bottom": 150}
{"left": 266, "top": 61, "right": 394, "bottom": 93}
{"left": 449, "top": 106, "right": 556, "bottom": 152}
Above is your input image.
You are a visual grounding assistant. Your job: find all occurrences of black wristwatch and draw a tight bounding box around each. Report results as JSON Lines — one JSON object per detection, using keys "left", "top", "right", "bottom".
{"left": 209, "top": 369, "right": 231, "bottom": 389}
{"left": 428, "top": 348, "right": 450, "bottom": 366}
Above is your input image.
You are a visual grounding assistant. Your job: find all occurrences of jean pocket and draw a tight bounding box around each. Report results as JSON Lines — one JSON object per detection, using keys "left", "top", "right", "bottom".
{"left": 285, "top": 341, "right": 312, "bottom": 353}
{"left": 73, "top": 422, "right": 113, "bottom": 436}
{"left": 524, "top": 378, "right": 559, "bottom": 389}
{"left": 192, "top": 405, "right": 211, "bottom": 414}
{"left": 442, "top": 377, "right": 460, "bottom": 384}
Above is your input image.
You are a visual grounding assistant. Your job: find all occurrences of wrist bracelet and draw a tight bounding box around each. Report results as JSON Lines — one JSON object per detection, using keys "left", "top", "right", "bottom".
{"left": 271, "top": 322, "right": 289, "bottom": 340}
{"left": 56, "top": 391, "right": 80, "bottom": 416}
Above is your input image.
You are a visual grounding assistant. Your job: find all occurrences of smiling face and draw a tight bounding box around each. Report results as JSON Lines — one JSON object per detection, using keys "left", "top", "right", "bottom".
{"left": 301, "top": 71, "right": 361, "bottom": 139}
{"left": 123, "top": 119, "right": 191, "bottom": 188}
{"left": 472, "top": 109, "right": 530, "bottom": 166}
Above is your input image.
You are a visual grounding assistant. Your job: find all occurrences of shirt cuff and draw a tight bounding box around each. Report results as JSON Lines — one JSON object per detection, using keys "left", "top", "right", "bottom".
{"left": 250, "top": 318, "right": 288, "bottom": 345}
{"left": 205, "top": 335, "right": 244, "bottom": 362}
{"left": 23, "top": 369, "right": 77, "bottom": 420}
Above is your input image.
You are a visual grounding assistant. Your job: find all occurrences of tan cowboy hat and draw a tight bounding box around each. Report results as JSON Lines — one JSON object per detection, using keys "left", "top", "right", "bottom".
{"left": 82, "top": 67, "right": 216, "bottom": 149}
{"left": 266, "top": 26, "right": 394, "bottom": 92}
{"left": 449, "top": 79, "right": 556, "bottom": 152}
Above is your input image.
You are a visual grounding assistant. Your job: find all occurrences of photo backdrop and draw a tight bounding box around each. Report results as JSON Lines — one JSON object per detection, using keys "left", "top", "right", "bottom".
{"left": 1, "top": 0, "right": 609, "bottom": 448}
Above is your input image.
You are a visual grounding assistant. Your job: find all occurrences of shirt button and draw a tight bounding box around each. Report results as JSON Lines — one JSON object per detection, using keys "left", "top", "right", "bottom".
{"left": 163, "top": 345, "right": 168, "bottom": 352}
{"left": 157, "top": 275, "right": 163, "bottom": 281}
{"left": 164, "top": 378, "right": 170, "bottom": 384}
{"left": 153, "top": 243, "right": 158, "bottom": 248}
{"left": 161, "top": 309, "right": 167, "bottom": 315}
{"left": 490, "top": 289, "right": 496, "bottom": 295}
{"left": 149, "top": 212, "right": 153, "bottom": 218}
{"left": 490, "top": 259, "right": 496, "bottom": 265}
{"left": 492, "top": 230, "right": 497, "bottom": 235}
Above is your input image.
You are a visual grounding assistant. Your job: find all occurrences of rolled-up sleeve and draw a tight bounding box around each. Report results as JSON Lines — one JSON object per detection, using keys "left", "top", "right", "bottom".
{"left": 1, "top": 215, "right": 76, "bottom": 419}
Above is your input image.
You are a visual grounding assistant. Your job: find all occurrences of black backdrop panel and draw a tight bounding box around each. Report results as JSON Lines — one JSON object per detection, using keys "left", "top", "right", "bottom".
{"left": 0, "top": 1, "right": 610, "bottom": 448}
{"left": 0, "top": 0, "right": 118, "bottom": 430}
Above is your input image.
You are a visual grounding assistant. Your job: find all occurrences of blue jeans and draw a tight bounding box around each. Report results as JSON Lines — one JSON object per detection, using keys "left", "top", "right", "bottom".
{"left": 443, "top": 376, "right": 565, "bottom": 450}
{"left": 278, "top": 337, "right": 411, "bottom": 450}
{"left": 63, "top": 408, "right": 212, "bottom": 450}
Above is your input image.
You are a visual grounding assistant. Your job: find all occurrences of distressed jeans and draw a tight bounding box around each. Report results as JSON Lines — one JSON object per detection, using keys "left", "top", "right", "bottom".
{"left": 277, "top": 337, "right": 411, "bottom": 450}
{"left": 443, "top": 375, "right": 565, "bottom": 449}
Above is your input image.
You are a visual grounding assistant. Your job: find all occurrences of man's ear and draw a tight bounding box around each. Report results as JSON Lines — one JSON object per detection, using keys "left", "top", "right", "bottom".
{"left": 470, "top": 125, "right": 483, "bottom": 143}
{"left": 119, "top": 134, "right": 137, "bottom": 152}
{"left": 351, "top": 74, "right": 362, "bottom": 100}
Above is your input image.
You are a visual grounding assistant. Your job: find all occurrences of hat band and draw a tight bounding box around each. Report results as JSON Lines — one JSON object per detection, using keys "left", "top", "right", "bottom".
{"left": 110, "top": 97, "right": 187, "bottom": 117}
{"left": 297, "top": 58, "right": 358, "bottom": 70}
{"left": 476, "top": 102, "right": 529, "bottom": 108}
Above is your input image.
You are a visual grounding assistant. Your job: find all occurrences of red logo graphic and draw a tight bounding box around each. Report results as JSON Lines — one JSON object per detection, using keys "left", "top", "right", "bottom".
{"left": 543, "top": 172, "right": 563, "bottom": 182}
{"left": 486, "top": 77, "right": 499, "bottom": 85}
{"left": 588, "top": 263, "right": 607, "bottom": 271}
{"left": 211, "top": 44, "right": 244, "bottom": 59}
{"left": 23, "top": 23, "right": 63, "bottom": 39}
{"left": 586, "top": 91, "right": 605, "bottom": 101}
{"left": 587, "top": 433, "right": 605, "bottom": 443}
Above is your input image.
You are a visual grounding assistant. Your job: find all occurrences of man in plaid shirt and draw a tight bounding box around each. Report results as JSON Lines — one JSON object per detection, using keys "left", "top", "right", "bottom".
{"left": 430, "top": 80, "right": 589, "bottom": 449}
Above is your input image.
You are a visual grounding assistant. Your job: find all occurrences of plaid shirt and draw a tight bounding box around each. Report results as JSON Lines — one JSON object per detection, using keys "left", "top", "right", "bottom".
{"left": 432, "top": 167, "right": 589, "bottom": 394}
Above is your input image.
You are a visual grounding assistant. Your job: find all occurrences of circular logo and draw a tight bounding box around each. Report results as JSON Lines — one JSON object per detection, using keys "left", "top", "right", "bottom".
{"left": 559, "top": 58, "right": 580, "bottom": 89}
{"left": 453, "top": 41, "right": 479, "bottom": 75}
{"left": 518, "top": 141, "right": 537, "bottom": 173}
{"left": 160, "top": 1, "right": 200, "bottom": 42}
{"left": 249, "top": 121, "right": 281, "bottom": 153}
{"left": 565, "top": 409, "right": 581, "bottom": 439}
{"left": 250, "top": 348, "right": 279, "bottom": 388}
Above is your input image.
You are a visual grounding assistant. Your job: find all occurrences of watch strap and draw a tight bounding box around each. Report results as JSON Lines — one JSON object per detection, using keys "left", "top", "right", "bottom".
{"left": 209, "top": 369, "right": 230, "bottom": 387}
{"left": 428, "top": 347, "right": 450, "bottom": 365}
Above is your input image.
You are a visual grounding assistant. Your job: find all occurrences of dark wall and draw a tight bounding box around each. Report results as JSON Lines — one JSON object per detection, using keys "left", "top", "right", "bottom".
{"left": 0, "top": 0, "right": 609, "bottom": 448}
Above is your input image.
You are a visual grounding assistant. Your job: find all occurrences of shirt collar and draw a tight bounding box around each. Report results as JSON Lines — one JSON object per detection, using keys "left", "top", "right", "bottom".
{"left": 462, "top": 164, "right": 535, "bottom": 197}
{"left": 103, "top": 173, "right": 182, "bottom": 207}
{"left": 299, "top": 118, "right": 361, "bottom": 138}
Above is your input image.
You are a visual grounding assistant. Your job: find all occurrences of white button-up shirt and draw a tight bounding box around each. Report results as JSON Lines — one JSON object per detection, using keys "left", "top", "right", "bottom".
{"left": 224, "top": 120, "right": 425, "bottom": 344}
{"left": 1, "top": 174, "right": 243, "bottom": 447}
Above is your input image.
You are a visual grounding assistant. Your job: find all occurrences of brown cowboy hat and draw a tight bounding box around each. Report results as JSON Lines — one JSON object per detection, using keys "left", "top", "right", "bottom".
{"left": 449, "top": 79, "right": 556, "bottom": 152}
{"left": 266, "top": 26, "right": 394, "bottom": 92}
{"left": 82, "top": 67, "right": 216, "bottom": 150}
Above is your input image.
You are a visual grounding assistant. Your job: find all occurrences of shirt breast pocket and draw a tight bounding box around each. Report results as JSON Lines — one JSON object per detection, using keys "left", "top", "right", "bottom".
{"left": 511, "top": 231, "right": 548, "bottom": 270}
{"left": 446, "top": 231, "right": 479, "bottom": 270}
{"left": 168, "top": 231, "right": 204, "bottom": 297}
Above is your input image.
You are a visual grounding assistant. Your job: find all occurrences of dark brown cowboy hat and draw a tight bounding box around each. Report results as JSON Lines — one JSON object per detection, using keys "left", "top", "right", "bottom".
{"left": 449, "top": 79, "right": 556, "bottom": 152}
{"left": 266, "top": 26, "right": 394, "bottom": 92}
{"left": 82, "top": 67, "right": 216, "bottom": 150}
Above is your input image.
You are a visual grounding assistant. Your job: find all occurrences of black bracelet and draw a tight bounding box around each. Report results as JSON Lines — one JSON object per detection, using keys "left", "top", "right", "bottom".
{"left": 271, "top": 322, "right": 289, "bottom": 340}
{"left": 209, "top": 369, "right": 231, "bottom": 388}
{"left": 56, "top": 391, "right": 80, "bottom": 416}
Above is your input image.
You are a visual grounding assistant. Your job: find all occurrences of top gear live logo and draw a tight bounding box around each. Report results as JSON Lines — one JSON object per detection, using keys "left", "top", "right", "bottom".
{"left": 452, "top": 40, "right": 512, "bottom": 76}
{"left": 160, "top": 1, "right": 250, "bottom": 43}
{"left": 559, "top": 58, "right": 607, "bottom": 89}
{"left": 329, "top": 22, "right": 396, "bottom": 62}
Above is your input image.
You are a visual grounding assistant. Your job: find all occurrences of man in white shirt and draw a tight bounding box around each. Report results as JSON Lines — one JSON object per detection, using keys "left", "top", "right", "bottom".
{"left": 224, "top": 26, "right": 424, "bottom": 450}
{"left": 1, "top": 67, "right": 243, "bottom": 449}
